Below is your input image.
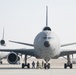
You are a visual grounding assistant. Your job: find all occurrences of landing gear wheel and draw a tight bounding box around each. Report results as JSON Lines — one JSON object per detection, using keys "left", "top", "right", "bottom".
{"left": 22, "top": 63, "right": 30, "bottom": 69}
{"left": 27, "top": 63, "right": 30, "bottom": 68}
{"left": 64, "top": 63, "right": 67, "bottom": 69}
{"left": 70, "top": 63, "right": 72, "bottom": 69}
{"left": 47, "top": 63, "right": 50, "bottom": 69}
{"left": 22, "top": 63, "right": 25, "bottom": 68}
{"left": 44, "top": 63, "right": 46, "bottom": 69}
{"left": 64, "top": 63, "right": 73, "bottom": 69}
{"left": 44, "top": 63, "right": 50, "bottom": 69}
{"left": 0, "top": 61, "right": 2, "bottom": 64}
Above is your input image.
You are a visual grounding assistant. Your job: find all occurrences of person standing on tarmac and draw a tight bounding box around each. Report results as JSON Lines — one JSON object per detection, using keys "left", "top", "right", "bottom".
{"left": 32, "top": 61, "right": 35, "bottom": 69}
{"left": 42, "top": 61, "right": 44, "bottom": 69}
{"left": 36, "top": 61, "right": 40, "bottom": 69}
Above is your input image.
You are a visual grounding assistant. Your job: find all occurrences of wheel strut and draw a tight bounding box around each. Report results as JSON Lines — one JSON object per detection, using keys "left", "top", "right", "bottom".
{"left": 64, "top": 55, "right": 72, "bottom": 69}
{"left": 22, "top": 55, "right": 30, "bottom": 68}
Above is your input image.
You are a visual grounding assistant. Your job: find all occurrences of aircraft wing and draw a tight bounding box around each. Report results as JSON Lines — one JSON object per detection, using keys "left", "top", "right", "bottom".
{"left": 0, "top": 48, "right": 37, "bottom": 57}
{"left": 9, "top": 40, "right": 76, "bottom": 47}
{"left": 59, "top": 49, "right": 76, "bottom": 57}
{"left": 61, "top": 42, "right": 76, "bottom": 47}
{"left": 9, "top": 40, "right": 34, "bottom": 47}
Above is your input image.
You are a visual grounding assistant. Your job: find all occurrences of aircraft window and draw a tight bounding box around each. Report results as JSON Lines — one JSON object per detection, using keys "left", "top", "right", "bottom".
{"left": 48, "top": 37, "right": 51, "bottom": 39}
{"left": 43, "top": 37, "right": 47, "bottom": 39}
{"left": 42, "top": 37, "right": 51, "bottom": 39}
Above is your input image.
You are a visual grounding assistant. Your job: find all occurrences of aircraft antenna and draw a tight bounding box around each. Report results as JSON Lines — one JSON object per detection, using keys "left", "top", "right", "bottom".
{"left": 46, "top": 6, "right": 48, "bottom": 27}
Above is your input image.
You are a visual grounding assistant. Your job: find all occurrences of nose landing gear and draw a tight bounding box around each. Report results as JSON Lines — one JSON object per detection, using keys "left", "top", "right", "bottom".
{"left": 44, "top": 63, "right": 50, "bottom": 69}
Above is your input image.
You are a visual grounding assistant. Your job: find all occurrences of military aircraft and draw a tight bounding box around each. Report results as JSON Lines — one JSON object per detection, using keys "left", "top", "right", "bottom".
{"left": 0, "top": 28, "right": 20, "bottom": 64}
{"left": 0, "top": 28, "right": 7, "bottom": 64}
{"left": 0, "top": 6, "right": 76, "bottom": 69}
{"left": 0, "top": 27, "right": 6, "bottom": 46}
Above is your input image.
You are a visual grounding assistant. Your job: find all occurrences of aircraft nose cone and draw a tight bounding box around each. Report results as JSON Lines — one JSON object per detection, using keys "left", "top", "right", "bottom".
{"left": 44, "top": 41, "right": 50, "bottom": 47}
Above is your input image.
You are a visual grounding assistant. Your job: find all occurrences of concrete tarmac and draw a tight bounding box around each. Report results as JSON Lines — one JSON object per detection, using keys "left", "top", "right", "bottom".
{"left": 0, "top": 58, "right": 76, "bottom": 75}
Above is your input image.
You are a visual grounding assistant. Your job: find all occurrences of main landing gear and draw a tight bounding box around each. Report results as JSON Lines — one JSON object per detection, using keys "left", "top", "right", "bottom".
{"left": 22, "top": 55, "right": 30, "bottom": 69}
{"left": 64, "top": 55, "right": 72, "bottom": 69}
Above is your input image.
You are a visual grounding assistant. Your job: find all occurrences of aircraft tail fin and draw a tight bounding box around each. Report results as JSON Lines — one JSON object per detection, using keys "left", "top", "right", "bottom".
{"left": 2, "top": 27, "right": 4, "bottom": 40}
{"left": 0, "top": 27, "right": 6, "bottom": 46}
{"left": 43, "top": 6, "right": 51, "bottom": 31}
{"left": 46, "top": 6, "right": 48, "bottom": 27}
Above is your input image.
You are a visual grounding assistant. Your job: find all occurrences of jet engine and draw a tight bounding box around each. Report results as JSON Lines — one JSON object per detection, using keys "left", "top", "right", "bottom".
{"left": 7, "top": 52, "right": 20, "bottom": 64}
{"left": 0, "top": 40, "right": 5, "bottom": 46}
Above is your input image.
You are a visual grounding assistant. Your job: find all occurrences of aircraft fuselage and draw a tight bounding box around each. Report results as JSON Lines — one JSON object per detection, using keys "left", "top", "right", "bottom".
{"left": 34, "top": 30, "right": 61, "bottom": 63}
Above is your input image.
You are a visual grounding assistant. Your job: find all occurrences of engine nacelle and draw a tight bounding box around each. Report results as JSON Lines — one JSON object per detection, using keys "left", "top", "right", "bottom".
{"left": 0, "top": 40, "right": 5, "bottom": 46}
{"left": 7, "top": 52, "right": 20, "bottom": 64}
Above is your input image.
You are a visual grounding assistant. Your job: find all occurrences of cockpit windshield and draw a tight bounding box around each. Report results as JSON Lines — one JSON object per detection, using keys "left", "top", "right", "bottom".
{"left": 42, "top": 37, "right": 51, "bottom": 39}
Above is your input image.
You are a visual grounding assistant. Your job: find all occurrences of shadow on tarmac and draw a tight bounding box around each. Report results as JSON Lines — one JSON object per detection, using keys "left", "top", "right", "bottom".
{"left": 0, "top": 67, "right": 76, "bottom": 70}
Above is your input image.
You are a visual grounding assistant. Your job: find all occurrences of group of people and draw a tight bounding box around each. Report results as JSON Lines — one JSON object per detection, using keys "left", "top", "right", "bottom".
{"left": 32, "top": 61, "right": 44, "bottom": 69}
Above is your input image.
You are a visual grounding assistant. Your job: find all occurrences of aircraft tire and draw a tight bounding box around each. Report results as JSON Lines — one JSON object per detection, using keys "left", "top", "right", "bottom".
{"left": 44, "top": 63, "right": 46, "bottom": 69}
{"left": 47, "top": 63, "right": 50, "bottom": 69}
{"left": 70, "top": 63, "right": 72, "bottom": 69}
{"left": 22, "top": 63, "right": 25, "bottom": 68}
{"left": 64, "top": 63, "right": 67, "bottom": 69}
{"left": 27, "top": 63, "right": 30, "bottom": 68}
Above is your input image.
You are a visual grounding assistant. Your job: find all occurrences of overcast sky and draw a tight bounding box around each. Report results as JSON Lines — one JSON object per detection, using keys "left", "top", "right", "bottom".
{"left": 0, "top": 0, "right": 76, "bottom": 49}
